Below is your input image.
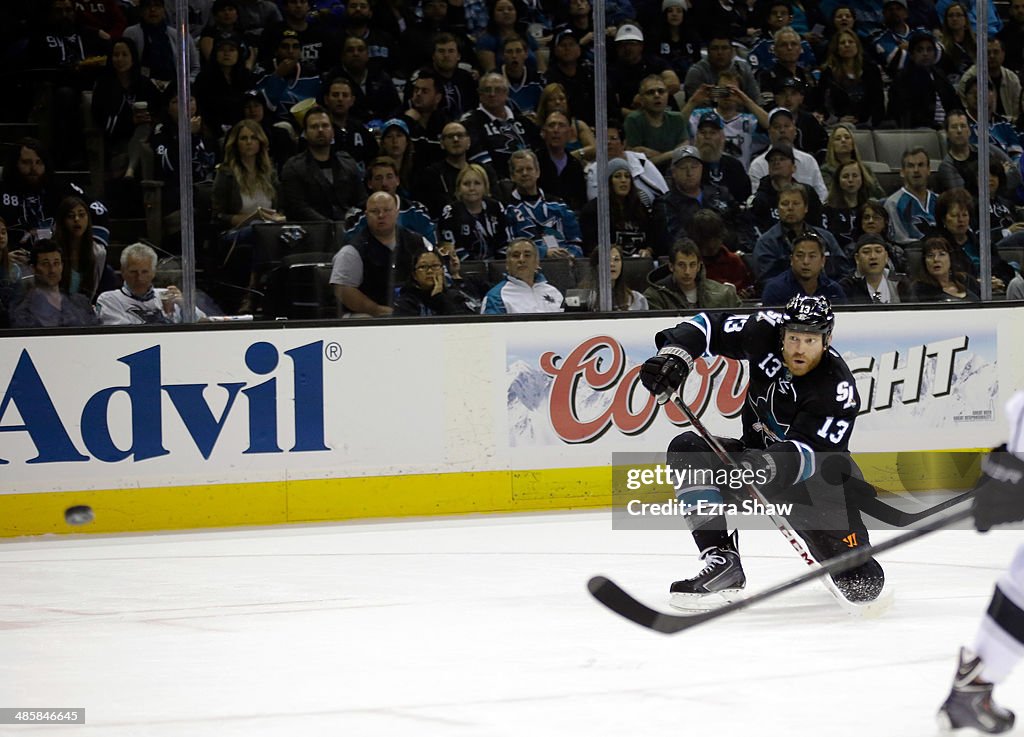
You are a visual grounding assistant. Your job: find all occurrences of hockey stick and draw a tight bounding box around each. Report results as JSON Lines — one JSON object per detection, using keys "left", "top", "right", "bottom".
{"left": 668, "top": 393, "right": 865, "bottom": 610}
{"left": 588, "top": 506, "right": 973, "bottom": 634}
{"left": 857, "top": 487, "right": 976, "bottom": 527}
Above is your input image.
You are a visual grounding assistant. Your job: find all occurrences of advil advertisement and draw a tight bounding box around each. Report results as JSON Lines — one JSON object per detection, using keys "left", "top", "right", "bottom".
{"left": 0, "top": 326, "right": 450, "bottom": 495}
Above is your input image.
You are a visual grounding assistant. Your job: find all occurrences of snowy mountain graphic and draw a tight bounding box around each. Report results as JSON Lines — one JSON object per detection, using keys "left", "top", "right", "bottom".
{"left": 507, "top": 355, "right": 646, "bottom": 446}
{"left": 507, "top": 360, "right": 554, "bottom": 446}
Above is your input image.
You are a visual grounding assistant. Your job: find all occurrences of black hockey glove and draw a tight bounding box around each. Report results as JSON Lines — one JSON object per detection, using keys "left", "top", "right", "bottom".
{"left": 640, "top": 347, "right": 694, "bottom": 405}
{"left": 973, "top": 445, "right": 1024, "bottom": 532}
{"left": 737, "top": 448, "right": 788, "bottom": 499}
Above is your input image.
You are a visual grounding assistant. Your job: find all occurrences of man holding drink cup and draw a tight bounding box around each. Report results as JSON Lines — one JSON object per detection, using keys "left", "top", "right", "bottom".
{"left": 96, "top": 242, "right": 206, "bottom": 324}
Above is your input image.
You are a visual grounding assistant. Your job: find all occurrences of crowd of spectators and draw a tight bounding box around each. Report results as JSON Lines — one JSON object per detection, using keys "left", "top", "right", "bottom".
{"left": 1, "top": 0, "right": 1024, "bottom": 327}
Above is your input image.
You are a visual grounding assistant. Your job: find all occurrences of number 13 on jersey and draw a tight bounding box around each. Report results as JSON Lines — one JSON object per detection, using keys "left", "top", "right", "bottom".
{"left": 817, "top": 416, "right": 851, "bottom": 443}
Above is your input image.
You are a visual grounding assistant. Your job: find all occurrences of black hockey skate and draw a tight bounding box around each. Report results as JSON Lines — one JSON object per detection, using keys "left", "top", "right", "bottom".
{"left": 800, "top": 530, "right": 885, "bottom": 603}
{"left": 937, "top": 648, "right": 1016, "bottom": 734}
{"left": 669, "top": 531, "right": 746, "bottom": 612}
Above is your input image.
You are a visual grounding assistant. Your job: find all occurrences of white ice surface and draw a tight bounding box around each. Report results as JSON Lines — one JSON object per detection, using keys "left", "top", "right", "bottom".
{"left": 0, "top": 511, "right": 1019, "bottom": 737}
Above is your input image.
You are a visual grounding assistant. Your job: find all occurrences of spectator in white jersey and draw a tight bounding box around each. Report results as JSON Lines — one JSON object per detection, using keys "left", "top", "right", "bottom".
{"left": 680, "top": 70, "right": 769, "bottom": 170}
{"left": 747, "top": 107, "right": 828, "bottom": 201}
{"left": 481, "top": 237, "right": 564, "bottom": 314}
{"left": 96, "top": 243, "right": 207, "bottom": 325}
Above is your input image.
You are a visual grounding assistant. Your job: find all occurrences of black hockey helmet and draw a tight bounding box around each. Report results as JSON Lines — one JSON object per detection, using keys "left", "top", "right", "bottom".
{"left": 781, "top": 295, "right": 834, "bottom": 339}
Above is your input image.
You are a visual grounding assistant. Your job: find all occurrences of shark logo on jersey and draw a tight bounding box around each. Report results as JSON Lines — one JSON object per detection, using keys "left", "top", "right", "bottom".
{"left": 750, "top": 381, "right": 794, "bottom": 443}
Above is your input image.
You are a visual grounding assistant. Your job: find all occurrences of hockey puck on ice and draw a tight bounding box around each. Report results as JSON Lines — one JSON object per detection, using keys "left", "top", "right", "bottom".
{"left": 64, "top": 505, "right": 94, "bottom": 526}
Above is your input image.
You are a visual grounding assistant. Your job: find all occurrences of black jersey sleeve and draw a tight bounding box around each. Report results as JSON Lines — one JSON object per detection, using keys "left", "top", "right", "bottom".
{"left": 654, "top": 309, "right": 786, "bottom": 363}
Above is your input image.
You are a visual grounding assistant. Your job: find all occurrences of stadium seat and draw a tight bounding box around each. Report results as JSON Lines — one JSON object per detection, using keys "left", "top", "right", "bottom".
{"left": 252, "top": 221, "right": 338, "bottom": 271}
{"left": 458, "top": 259, "right": 490, "bottom": 287}
{"left": 539, "top": 258, "right": 577, "bottom": 294}
{"left": 262, "top": 251, "right": 337, "bottom": 320}
{"left": 486, "top": 259, "right": 506, "bottom": 286}
{"left": 621, "top": 256, "right": 654, "bottom": 293}
{"left": 872, "top": 129, "right": 944, "bottom": 172}
{"left": 574, "top": 257, "right": 594, "bottom": 289}
{"left": 851, "top": 128, "right": 876, "bottom": 161}
{"left": 903, "top": 244, "right": 923, "bottom": 278}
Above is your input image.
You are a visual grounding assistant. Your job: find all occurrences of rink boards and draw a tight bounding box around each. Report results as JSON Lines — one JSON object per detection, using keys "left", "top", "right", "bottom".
{"left": 1, "top": 306, "right": 1021, "bottom": 536}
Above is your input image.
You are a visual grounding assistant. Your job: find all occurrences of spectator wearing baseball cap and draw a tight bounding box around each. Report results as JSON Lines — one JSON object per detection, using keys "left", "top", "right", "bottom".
{"left": 608, "top": 21, "right": 668, "bottom": 117}
{"left": 689, "top": 110, "right": 755, "bottom": 204}
{"left": 749, "top": 142, "right": 825, "bottom": 234}
{"left": 651, "top": 144, "right": 747, "bottom": 256}
{"left": 545, "top": 27, "right": 597, "bottom": 127}
{"left": 747, "top": 107, "right": 829, "bottom": 201}
{"left": 624, "top": 74, "right": 689, "bottom": 168}
{"left": 678, "top": 68, "right": 770, "bottom": 170}
{"left": 255, "top": 29, "right": 323, "bottom": 124}
{"left": 773, "top": 76, "right": 827, "bottom": 157}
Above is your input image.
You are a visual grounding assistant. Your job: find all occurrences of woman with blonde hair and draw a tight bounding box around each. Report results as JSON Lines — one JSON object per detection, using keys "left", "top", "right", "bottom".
{"left": 212, "top": 118, "right": 281, "bottom": 230}
{"left": 820, "top": 124, "right": 884, "bottom": 198}
{"left": 818, "top": 29, "right": 885, "bottom": 126}
{"left": 212, "top": 119, "right": 283, "bottom": 312}
{"left": 823, "top": 159, "right": 876, "bottom": 249}
{"left": 533, "top": 82, "right": 595, "bottom": 157}
{"left": 437, "top": 164, "right": 510, "bottom": 261}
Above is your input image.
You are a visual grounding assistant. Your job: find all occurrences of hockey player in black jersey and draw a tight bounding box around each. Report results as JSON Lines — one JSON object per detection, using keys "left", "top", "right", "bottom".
{"left": 639, "top": 294, "right": 884, "bottom": 609}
